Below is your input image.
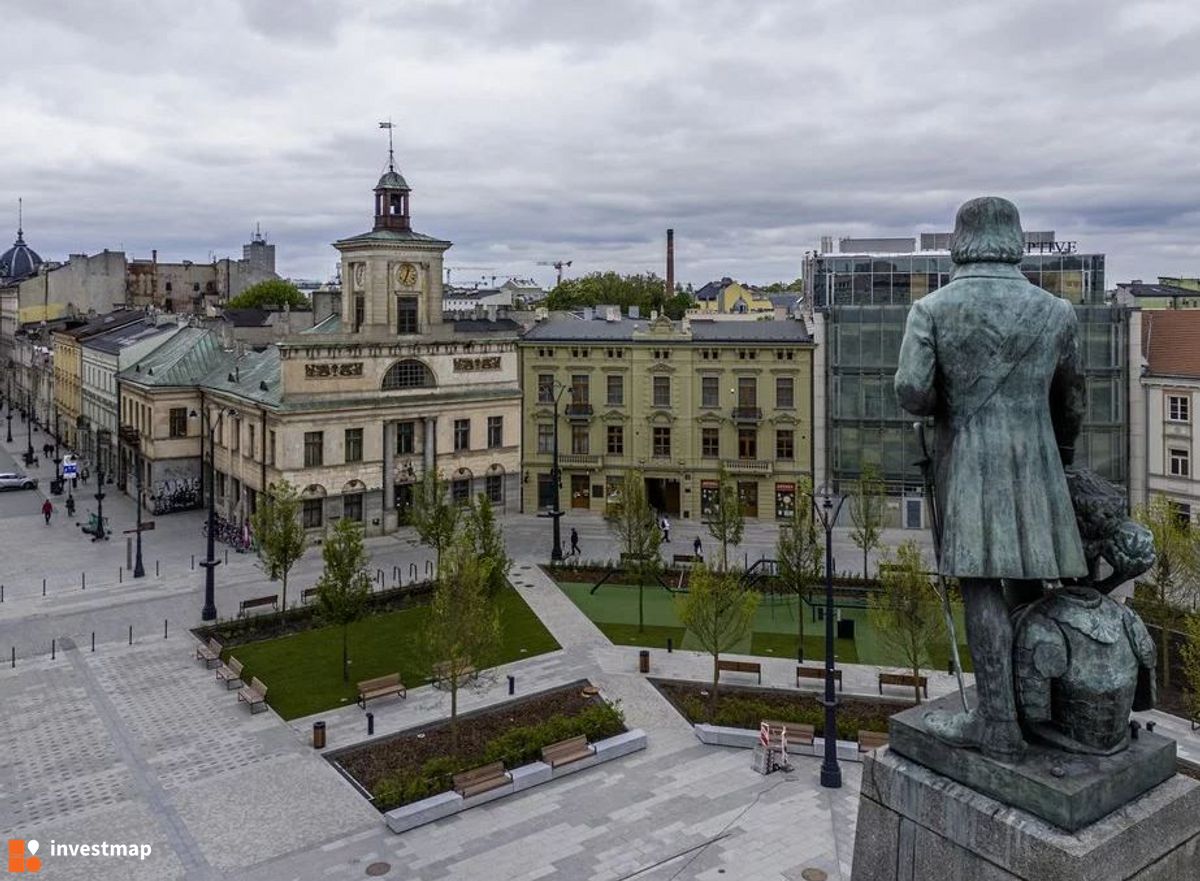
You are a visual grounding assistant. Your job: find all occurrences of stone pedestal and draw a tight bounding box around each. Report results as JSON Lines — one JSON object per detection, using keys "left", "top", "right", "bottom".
{"left": 851, "top": 748, "right": 1200, "bottom": 881}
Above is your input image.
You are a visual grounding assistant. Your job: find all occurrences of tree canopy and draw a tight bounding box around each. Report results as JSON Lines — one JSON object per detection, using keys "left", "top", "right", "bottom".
{"left": 675, "top": 564, "right": 760, "bottom": 719}
{"left": 225, "top": 278, "right": 309, "bottom": 310}
{"left": 758, "top": 278, "right": 804, "bottom": 293}
{"left": 250, "top": 480, "right": 308, "bottom": 611}
{"left": 868, "top": 541, "right": 945, "bottom": 704}
{"left": 546, "top": 271, "right": 693, "bottom": 319}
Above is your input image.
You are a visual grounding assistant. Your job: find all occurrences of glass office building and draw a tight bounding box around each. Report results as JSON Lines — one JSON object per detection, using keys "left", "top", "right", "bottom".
{"left": 804, "top": 232, "right": 1127, "bottom": 520}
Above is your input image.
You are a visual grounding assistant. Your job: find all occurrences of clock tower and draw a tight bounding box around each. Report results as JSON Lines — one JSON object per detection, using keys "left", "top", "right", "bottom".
{"left": 334, "top": 156, "right": 451, "bottom": 337}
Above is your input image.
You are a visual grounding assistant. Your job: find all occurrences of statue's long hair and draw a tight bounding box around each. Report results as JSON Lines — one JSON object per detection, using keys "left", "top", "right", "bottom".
{"left": 951, "top": 196, "right": 1025, "bottom": 264}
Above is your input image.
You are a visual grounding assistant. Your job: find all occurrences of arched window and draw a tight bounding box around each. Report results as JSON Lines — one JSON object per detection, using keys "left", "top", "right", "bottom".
{"left": 382, "top": 359, "right": 433, "bottom": 390}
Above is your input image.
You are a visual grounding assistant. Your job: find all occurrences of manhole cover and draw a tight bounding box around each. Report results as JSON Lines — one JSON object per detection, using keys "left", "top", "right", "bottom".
{"left": 801, "top": 869, "right": 827, "bottom": 881}
{"left": 366, "top": 862, "right": 391, "bottom": 877}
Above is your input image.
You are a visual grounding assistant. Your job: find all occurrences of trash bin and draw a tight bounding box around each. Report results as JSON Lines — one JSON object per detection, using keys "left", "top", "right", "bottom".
{"left": 50, "top": 478, "right": 64, "bottom": 496}
{"left": 639, "top": 649, "right": 650, "bottom": 674}
{"left": 313, "top": 721, "right": 326, "bottom": 749}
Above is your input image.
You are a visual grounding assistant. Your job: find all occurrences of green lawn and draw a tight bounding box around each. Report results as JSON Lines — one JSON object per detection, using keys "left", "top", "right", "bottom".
{"left": 228, "top": 587, "right": 560, "bottom": 720}
{"left": 596, "top": 622, "right": 686, "bottom": 649}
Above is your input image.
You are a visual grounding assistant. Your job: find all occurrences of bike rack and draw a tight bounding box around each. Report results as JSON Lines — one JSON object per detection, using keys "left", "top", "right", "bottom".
{"left": 409, "top": 562, "right": 418, "bottom": 583}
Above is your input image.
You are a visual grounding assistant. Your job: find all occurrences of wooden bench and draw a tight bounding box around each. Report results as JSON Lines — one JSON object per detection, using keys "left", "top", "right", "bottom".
{"left": 858, "top": 729, "right": 889, "bottom": 753}
{"left": 357, "top": 672, "right": 407, "bottom": 709}
{"left": 194, "top": 637, "right": 222, "bottom": 669}
{"left": 716, "top": 659, "right": 762, "bottom": 684}
{"left": 452, "top": 762, "right": 510, "bottom": 798}
{"left": 762, "top": 720, "right": 815, "bottom": 747}
{"left": 237, "top": 676, "right": 269, "bottom": 713}
{"left": 238, "top": 594, "right": 278, "bottom": 617}
{"left": 301, "top": 586, "right": 320, "bottom": 605}
{"left": 672, "top": 553, "right": 699, "bottom": 567}
{"left": 878, "top": 671, "right": 928, "bottom": 699}
{"left": 215, "top": 657, "right": 244, "bottom": 689}
{"left": 796, "top": 665, "right": 842, "bottom": 691}
{"left": 541, "top": 735, "right": 594, "bottom": 769}
{"left": 432, "top": 660, "right": 477, "bottom": 688}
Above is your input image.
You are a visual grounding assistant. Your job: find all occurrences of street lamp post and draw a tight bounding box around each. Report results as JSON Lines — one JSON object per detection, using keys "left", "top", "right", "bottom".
{"left": 543, "top": 381, "right": 573, "bottom": 562}
{"left": 812, "top": 483, "right": 847, "bottom": 789}
{"left": 25, "top": 391, "right": 34, "bottom": 464}
{"left": 5, "top": 372, "right": 12, "bottom": 444}
{"left": 123, "top": 428, "right": 146, "bottom": 578}
{"left": 93, "top": 429, "right": 108, "bottom": 541}
{"left": 193, "top": 407, "right": 232, "bottom": 621}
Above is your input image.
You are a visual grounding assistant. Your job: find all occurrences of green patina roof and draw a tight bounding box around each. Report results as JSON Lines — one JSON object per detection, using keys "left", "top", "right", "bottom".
{"left": 376, "top": 170, "right": 409, "bottom": 190}
{"left": 333, "top": 228, "right": 451, "bottom": 248}
{"left": 302, "top": 313, "right": 342, "bottom": 334}
{"left": 200, "top": 345, "right": 281, "bottom": 407}
{"left": 118, "top": 327, "right": 228, "bottom": 387}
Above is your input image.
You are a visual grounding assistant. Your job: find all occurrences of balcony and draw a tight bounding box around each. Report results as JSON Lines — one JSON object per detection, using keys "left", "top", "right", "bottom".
{"left": 559, "top": 453, "right": 601, "bottom": 468}
{"left": 721, "top": 458, "right": 772, "bottom": 475}
{"left": 565, "top": 403, "right": 593, "bottom": 421}
{"left": 731, "top": 406, "right": 763, "bottom": 424}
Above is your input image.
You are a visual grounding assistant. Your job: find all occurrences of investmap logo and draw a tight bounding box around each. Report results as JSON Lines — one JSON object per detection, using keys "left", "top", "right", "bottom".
{"left": 6, "top": 840, "right": 40, "bottom": 873}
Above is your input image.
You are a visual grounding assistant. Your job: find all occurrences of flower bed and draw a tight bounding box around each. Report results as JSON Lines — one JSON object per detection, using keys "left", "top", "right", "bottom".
{"left": 329, "top": 681, "right": 626, "bottom": 811}
{"left": 652, "top": 678, "right": 911, "bottom": 741}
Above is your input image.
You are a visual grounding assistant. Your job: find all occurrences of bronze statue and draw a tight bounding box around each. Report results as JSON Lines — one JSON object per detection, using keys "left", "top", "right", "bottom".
{"left": 895, "top": 196, "right": 1089, "bottom": 759}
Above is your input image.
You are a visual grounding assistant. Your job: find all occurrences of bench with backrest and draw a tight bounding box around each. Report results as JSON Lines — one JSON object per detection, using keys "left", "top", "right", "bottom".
{"left": 301, "top": 586, "right": 320, "bottom": 605}
{"left": 878, "top": 671, "right": 928, "bottom": 698}
{"left": 858, "top": 729, "right": 889, "bottom": 752}
{"left": 672, "top": 553, "right": 699, "bottom": 567}
{"left": 452, "top": 762, "right": 510, "bottom": 798}
{"left": 541, "top": 735, "right": 594, "bottom": 769}
{"left": 195, "top": 637, "right": 222, "bottom": 669}
{"left": 762, "top": 720, "right": 815, "bottom": 748}
{"left": 215, "top": 657, "right": 244, "bottom": 689}
{"left": 238, "top": 677, "right": 269, "bottom": 713}
{"left": 357, "top": 673, "right": 407, "bottom": 709}
{"left": 796, "top": 666, "right": 842, "bottom": 691}
{"left": 238, "top": 595, "right": 278, "bottom": 617}
{"left": 432, "top": 660, "right": 477, "bottom": 688}
{"left": 716, "top": 659, "right": 762, "bottom": 684}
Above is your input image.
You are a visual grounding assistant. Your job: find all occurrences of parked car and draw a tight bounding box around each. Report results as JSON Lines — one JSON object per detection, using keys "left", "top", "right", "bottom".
{"left": 0, "top": 472, "right": 38, "bottom": 491}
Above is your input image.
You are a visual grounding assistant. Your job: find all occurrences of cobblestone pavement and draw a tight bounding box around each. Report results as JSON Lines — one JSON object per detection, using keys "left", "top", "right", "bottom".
{"left": 3, "top": 416, "right": 1197, "bottom": 880}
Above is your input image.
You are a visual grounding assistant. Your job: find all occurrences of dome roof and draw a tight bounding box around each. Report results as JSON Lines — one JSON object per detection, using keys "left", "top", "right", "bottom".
{"left": 375, "top": 169, "right": 410, "bottom": 190}
{"left": 0, "top": 229, "right": 42, "bottom": 282}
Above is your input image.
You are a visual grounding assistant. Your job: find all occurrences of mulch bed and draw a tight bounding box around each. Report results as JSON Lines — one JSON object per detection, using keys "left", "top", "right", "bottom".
{"left": 652, "top": 678, "right": 912, "bottom": 739}
{"left": 332, "top": 682, "right": 607, "bottom": 798}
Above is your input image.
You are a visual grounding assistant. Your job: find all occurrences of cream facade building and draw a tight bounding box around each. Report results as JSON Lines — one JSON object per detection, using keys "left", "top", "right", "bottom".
{"left": 118, "top": 163, "right": 521, "bottom": 534}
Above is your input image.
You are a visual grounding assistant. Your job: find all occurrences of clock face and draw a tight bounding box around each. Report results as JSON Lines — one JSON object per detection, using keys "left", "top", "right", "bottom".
{"left": 397, "top": 262, "right": 419, "bottom": 288}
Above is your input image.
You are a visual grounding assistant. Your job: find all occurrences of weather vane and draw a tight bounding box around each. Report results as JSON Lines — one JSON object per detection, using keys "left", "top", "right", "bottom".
{"left": 378, "top": 119, "right": 395, "bottom": 171}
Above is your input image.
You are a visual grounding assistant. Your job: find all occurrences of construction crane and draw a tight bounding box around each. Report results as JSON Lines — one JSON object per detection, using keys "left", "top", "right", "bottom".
{"left": 445, "top": 266, "right": 495, "bottom": 285}
{"left": 537, "top": 260, "right": 573, "bottom": 287}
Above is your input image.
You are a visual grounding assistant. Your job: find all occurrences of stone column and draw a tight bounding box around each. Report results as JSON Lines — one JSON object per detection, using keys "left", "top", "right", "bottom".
{"left": 382, "top": 421, "right": 396, "bottom": 531}
{"left": 424, "top": 416, "right": 437, "bottom": 473}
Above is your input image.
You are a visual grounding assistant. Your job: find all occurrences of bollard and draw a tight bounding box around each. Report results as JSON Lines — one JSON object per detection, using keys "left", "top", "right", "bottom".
{"left": 1, "top": 584, "right": 4, "bottom": 603}
{"left": 367, "top": 712, "right": 374, "bottom": 736}
{"left": 164, "top": 619, "right": 168, "bottom": 640}
{"left": 42, "top": 578, "right": 46, "bottom": 597}
{"left": 508, "top": 674, "right": 515, "bottom": 695}
{"left": 10, "top": 646, "right": 14, "bottom": 668}
{"left": 156, "top": 560, "right": 160, "bottom": 577}
{"left": 119, "top": 568, "right": 123, "bottom": 583}
{"left": 224, "top": 549, "right": 229, "bottom": 565}
{"left": 667, "top": 637, "right": 673, "bottom": 653}
{"left": 191, "top": 555, "right": 195, "bottom": 571}
{"left": 313, "top": 721, "right": 326, "bottom": 749}
{"left": 128, "top": 625, "right": 132, "bottom": 645}
{"left": 51, "top": 639, "right": 55, "bottom": 660}
{"left": 91, "top": 632, "right": 95, "bottom": 652}
{"left": 82, "top": 572, "right": 86, "bottom": 590}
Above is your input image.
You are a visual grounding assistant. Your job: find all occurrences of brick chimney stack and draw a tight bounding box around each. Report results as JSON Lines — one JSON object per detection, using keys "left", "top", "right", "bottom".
{"left": 665, "top": 228, "right": 675, "bottom": 299}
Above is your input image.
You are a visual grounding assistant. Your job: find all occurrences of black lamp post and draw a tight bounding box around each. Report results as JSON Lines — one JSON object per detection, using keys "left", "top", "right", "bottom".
{"left": 25, "top": 390, "right": 34, "bottom": 464}
{"left": 812, "top": 483, "right": 847, "bottom": 789}
{"left": 93, "top": 428, "right": 110, "bottom": 541}
{"left": 543, "top": 381, "right": 573, "bottom": 562}
{"left": 193, "top": 407, "right": 232, "bottom": 621}
{"left": 5, "top": 371, "right": 12, "bottom": 444}
{"left": 126, "top": 428, "right": 146, "bottom": 578}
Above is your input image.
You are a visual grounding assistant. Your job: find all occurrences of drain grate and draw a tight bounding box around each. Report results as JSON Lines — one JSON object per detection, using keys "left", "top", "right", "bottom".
{"left": 801, "top": 869, "right": 828, "bottom": 881}
{"left": 366, "top": 862, "right": 391, "bottom": 877}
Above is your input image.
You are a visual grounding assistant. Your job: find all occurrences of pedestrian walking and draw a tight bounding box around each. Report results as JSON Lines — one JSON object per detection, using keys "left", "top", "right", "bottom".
{"left": 570, "top": 527, "right": 581, "bottom": 557}
{"left": 660, "top": 515, "right": 671, "bottom": 543}
{"left": 693, "top": 535, "right": 703, "bottom": 559}
{"left": 41, "top": 498, "right": 53, "bottom": 526}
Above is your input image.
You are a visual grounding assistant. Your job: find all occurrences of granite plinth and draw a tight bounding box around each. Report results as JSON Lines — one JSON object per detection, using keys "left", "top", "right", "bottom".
{"left": 887, "top": 689, "right": 1177, "bottom": 831}
{"left": 851, "top": 747, "right": 1200, "bottom": 881}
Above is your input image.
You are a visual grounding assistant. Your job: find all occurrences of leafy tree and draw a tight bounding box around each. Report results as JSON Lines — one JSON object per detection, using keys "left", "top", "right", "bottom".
{"left": 250, "top": 480, "right": 308, "bottom": 611}
{"left": 1180, "top": 613, "right": 1200, "bottom": 725}
{"left": 849, "top": 463, "right": 887, "bottom": 576}
{"left": 1135, "top": 495, "right": 1200, "bottom": 687}
{"left": 776, "top": 477, "right": 822, "bottom": 660}
{"left": 759, "top": 278, "right": 804, "bottom": 293}
{"left": 225, "top": 278, "right": 308, "bottom": 310}
{"left": 606, "top": 470, "right": 663, "bottom": 632}
{"left": 675, "top": 564, "right": 760, "bottom": 720}
{"left": 705, "top": 467, "right": 745, "bottom": 571}
{"left": 411, "top": 469, "right": 460, "bottom": 576}
{"left": 314, "top": 518, "right": 373, "bottom": 683}
{"left": 868, "top": 541, "right": 946, "bottom": 704}
{"left": 546, "top": 271, "right": 693, "bottom": 319}
{"left": 426, "top": 530, "right": 501, "bottom": 754}
{"left": 466, "top": 494, "right": 511, "bottom": 597}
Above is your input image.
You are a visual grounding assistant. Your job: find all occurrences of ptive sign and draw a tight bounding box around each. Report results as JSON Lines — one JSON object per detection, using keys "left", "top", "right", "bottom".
{"left": 62, "top": 462, "right": 78, "bottom": 478}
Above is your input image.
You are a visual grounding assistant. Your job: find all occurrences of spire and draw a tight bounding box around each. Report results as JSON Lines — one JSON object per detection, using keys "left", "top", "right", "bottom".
{"left": 16, "top": 197, "right": 23, "bottom": 241}
{"left": 379, "top": 120, "right": 395, "bottom": 172}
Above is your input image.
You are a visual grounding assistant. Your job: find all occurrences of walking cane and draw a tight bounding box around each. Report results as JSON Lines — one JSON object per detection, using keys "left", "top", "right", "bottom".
{"left": 914, "top": 422, "right": 970, "bottom": 712}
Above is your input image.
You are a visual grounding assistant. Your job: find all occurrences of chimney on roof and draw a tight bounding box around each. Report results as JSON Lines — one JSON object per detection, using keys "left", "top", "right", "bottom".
{"left": 666, "top": 228, "right": 675, "bottom": 299}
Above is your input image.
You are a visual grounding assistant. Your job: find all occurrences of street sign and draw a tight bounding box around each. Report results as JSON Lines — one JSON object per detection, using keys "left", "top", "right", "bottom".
{"left": 121, "top": 522, "right": 155, "bottom": 535}
{"left": 62, "top": 462, "right": 77, "bottom": 478}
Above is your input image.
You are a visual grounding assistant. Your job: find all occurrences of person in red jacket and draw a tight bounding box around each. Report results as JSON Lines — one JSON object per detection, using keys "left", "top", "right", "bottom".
{"left": 42, "top": 498, "right": 53, "bottom": 525}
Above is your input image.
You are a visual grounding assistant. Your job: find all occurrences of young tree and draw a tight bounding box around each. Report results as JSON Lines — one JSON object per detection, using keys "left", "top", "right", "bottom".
{"left": 1135, "top": 495, "right": 1200, "bottom": 687}
{"left": 705, "top": 467, "right": 745, "bottom": 571}
{"left": 776, "top": 477, "right": 822, "bottom": 661}
{"left": 250, "top": 480, "right": 308, "bottom": 611}
{"left": 675, "top": 563, "right": 760, "bottom": 719}
{"left": 411, "top": 469, "right": 459, "bottom": 576}
{"left": 314, "top": 518, "right": 373, "bottom": 683}
{"left": 1179, "top": 613, "right": 1200, "bottom": 725}
{"left": 426, "top": 530, "right": 502, "bottom": 753}
{"left": 225, "top": 278, "right": 309, "bottom": 310}
{"left": 849, "top": 463, "right": 887, "bottom": 577}
{"left": 868, "top": 541, "right": 946, "bottom": 704}
{"left": 606, "top": 470, "right": 663, "bottom": 632}
{"left": 466, "top": 494, "right": 511, "bottom": 597}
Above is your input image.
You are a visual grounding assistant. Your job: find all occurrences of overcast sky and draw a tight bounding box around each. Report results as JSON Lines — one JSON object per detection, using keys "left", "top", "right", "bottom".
{"left": 6, "top": 0, "right": 1200, "bottom": 289}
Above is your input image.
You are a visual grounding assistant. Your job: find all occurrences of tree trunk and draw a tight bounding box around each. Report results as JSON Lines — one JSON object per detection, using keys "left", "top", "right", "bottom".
{"left": 638, "top": 582, "right": 644, "bottom": 633}
{"left": 450, "top": 679, "right": 459, "bottom": 755}
{"left": 913, "top": 662, "right": 922, "bottom": 705}
{"left": 342, "top": 626, "right": 349, "bottom": 683}
{"left": 863, "top": 547, "right": 868, "bottom": 578}
{"left": 710, "top": 654, "right": 720, "bottom": 722}
{"left": 797, "top": 583, "right": 805, "bottom": 662}
{"left": 281, "top": 570, "right": 288, "bottom": 613}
